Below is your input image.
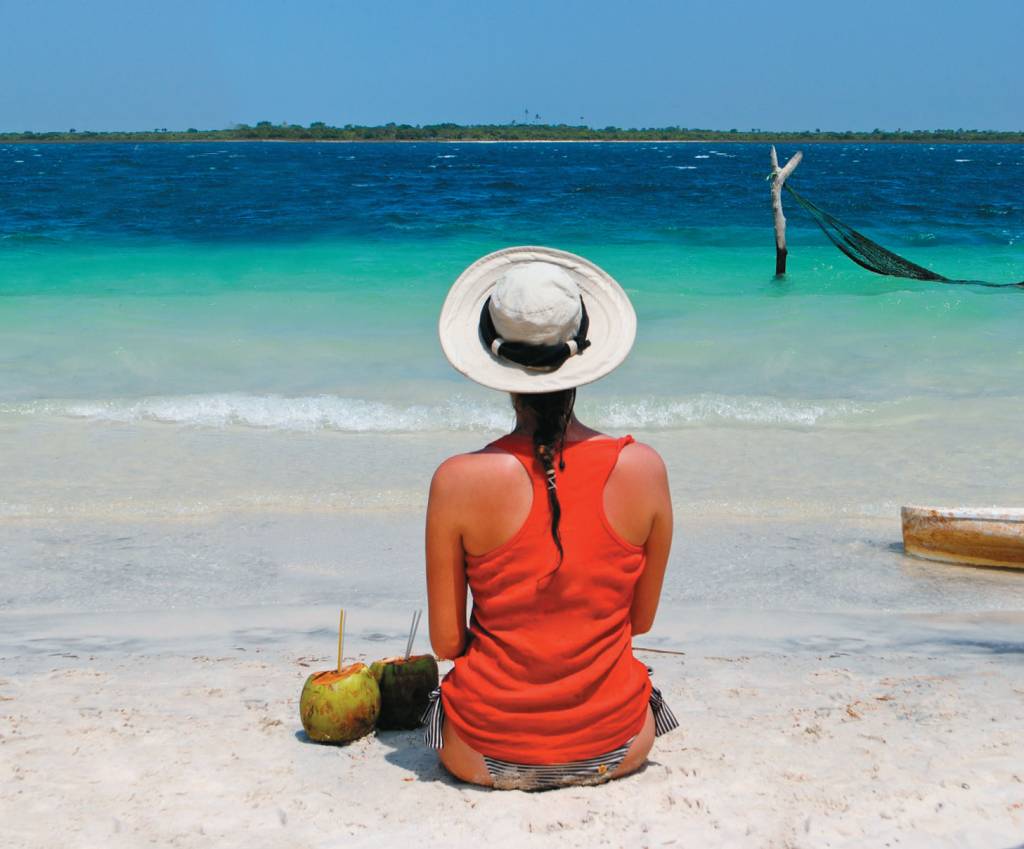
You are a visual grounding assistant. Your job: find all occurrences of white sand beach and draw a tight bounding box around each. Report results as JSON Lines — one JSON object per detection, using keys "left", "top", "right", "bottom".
{"left": 3, "top": 601, "right": 1023, "bottom": 849}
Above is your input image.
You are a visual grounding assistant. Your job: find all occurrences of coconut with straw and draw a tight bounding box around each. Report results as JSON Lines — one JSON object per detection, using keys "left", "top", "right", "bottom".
{"left": 370, "top": 609, "right": 439, "bottom": 730}
{"left": 299, "top": 608, "right": 382, "bottom": 743}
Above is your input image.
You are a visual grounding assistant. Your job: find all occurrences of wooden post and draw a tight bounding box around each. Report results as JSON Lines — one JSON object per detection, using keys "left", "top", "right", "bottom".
{"left": 770, "top": 145, "right": 802, "bottom": 276}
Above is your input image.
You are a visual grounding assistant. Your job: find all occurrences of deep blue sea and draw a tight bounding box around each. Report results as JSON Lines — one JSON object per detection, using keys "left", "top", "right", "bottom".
{"left": 2, "top": 141, "right": 1022, "bottom": 247}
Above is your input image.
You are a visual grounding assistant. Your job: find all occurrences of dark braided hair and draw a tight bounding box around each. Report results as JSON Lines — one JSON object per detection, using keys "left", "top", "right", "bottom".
{"left": 514, "top": 388, "right": 577, "bottom": 571}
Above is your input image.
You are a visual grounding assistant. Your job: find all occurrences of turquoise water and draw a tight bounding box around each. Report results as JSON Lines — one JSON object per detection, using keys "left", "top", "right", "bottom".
{"left": 1, "top": 237, "right": 1022, "bottom": 428}
{"left": 2, "top": 141, "right": 1022, "bottom": 427}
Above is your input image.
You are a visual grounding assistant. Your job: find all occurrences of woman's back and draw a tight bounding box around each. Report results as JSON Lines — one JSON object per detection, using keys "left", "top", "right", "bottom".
{"left": 435, "top": 431, "right": 662, "bottom": 764}
{"left": 449, "top": 431, "right": 665, "bottom": 558}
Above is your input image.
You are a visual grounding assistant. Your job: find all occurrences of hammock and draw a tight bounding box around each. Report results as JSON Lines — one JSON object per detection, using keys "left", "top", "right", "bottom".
{"left": 783, "top": 183, "right": 1024, "bottom": 289}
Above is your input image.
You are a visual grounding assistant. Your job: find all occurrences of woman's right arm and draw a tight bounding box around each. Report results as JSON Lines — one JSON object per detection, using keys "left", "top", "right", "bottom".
{"left": 425, "top": 457, "right": 470, "bottom": 659}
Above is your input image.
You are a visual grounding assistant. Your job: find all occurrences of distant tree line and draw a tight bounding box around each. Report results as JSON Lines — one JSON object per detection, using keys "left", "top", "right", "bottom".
{"left": 2, "top": 121, "right": 1022, "bottom": 143}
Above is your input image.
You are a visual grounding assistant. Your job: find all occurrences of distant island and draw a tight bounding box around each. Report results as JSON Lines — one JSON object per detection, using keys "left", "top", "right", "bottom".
{"left": 3, "top": 122, "right": 1022, "bottom": 143}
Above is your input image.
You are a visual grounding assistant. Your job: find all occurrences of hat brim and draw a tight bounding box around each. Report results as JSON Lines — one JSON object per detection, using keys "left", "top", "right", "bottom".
{"left": 439, "top": 246, "right": 636, "bottom": 393}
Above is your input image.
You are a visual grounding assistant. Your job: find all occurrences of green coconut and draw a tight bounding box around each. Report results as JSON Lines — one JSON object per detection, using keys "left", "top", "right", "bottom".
{"left": 299, "top": 662, "right": 381, "bottom": 743}
{"left": 369, "top": 654, "right": 439, "bottom": 730}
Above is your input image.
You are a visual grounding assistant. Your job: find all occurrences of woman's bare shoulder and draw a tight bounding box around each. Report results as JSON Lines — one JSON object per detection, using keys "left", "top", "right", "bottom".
{"left": 618, "top": 440, "right": 668, "bottom": 477}
{"left": 429, "top": 445, "right": 526, "bottom": 502}
{"left": 608, "top": 440, "right": 670, "bottom": 497}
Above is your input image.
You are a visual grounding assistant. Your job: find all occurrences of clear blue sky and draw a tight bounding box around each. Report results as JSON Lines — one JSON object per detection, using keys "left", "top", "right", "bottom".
{"left": 2, "top": 0, "right": 1021, "bottom": 132}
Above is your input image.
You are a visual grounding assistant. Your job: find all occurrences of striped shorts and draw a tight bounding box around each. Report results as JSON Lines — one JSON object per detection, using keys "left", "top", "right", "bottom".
{"left": 421, "top": 669, "right": 679, "bottom": 791}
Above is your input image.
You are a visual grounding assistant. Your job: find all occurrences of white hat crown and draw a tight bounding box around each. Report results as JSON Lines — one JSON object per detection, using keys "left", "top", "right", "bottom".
{"left": 438, "top": 246, "right": 636, "bottom": 394}
{"left": 488, "top": 262, "right": 583, "bottom": 346}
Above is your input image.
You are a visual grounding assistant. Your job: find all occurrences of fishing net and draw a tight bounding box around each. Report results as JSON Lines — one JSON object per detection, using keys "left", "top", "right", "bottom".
{"left": 783, "top": 183, "right": 1023, "bottom": 289}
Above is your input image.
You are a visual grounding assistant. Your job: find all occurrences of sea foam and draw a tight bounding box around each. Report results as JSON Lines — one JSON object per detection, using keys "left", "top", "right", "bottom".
{"left": 2, "top": 393, "right": 873, "bottom": 433}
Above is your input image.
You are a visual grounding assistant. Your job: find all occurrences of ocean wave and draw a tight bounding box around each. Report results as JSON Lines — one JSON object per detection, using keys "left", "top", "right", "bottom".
{"left": 1, "top": 393, "right": 873, "bottom": 432}
{"left": 596, "top": 396, "right": 870, "bottom": 428}
{"left": 2, "top": 395, "right": 511, "bottom": 433}
{"left": 0, "top": 232, "right": 65, "bottom": 244}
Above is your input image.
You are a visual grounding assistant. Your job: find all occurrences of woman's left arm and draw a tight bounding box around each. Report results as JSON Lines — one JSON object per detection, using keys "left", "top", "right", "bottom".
{"left": 425, "top": 457, "right": 469, "bottom": 659}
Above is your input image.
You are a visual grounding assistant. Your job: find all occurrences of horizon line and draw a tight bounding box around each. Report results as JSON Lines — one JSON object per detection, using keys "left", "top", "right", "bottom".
{"left": 4, "top": 120, "right": 1019, "bottom": 137}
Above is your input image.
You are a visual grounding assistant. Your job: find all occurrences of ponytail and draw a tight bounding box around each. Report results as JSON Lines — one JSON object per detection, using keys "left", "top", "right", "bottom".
{"left": 515, "top": 388, "right": 576, "bottom": 570}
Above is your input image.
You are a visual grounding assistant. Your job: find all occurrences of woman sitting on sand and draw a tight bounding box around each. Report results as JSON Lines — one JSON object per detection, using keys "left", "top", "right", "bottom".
{"left": 424, "top": 247, "right": 677, "bottom": 790}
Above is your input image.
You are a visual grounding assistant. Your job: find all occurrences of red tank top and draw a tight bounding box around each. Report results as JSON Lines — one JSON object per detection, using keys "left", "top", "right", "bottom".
{"left": 441, "top": 433, "right": 652, "bottom": 764}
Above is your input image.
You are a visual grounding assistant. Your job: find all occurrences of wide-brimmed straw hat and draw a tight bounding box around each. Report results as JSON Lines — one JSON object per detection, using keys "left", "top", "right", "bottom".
{"left": 439, "top": 246, "right": 636, "bottom": 393}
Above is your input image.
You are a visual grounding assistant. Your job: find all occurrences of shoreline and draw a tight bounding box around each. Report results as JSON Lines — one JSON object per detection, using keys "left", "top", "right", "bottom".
{"left": 4, "top": 601, "right": 1023, "bottom": 662}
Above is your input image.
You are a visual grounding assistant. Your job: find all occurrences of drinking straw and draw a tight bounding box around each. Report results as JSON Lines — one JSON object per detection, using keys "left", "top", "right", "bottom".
{"left": 337, "top": 608, "right": 346, "bottom": 672}
{"left": 405, "top": 609, "right": 422, "bottom": 660}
